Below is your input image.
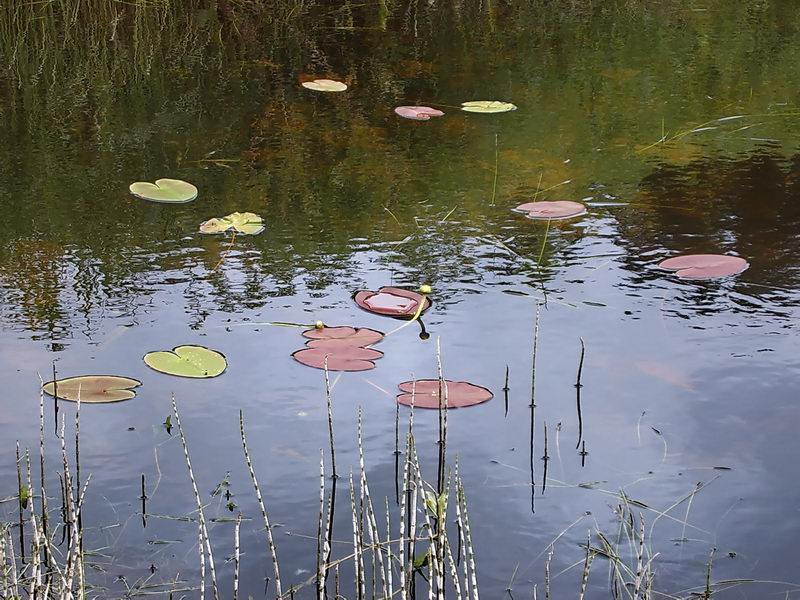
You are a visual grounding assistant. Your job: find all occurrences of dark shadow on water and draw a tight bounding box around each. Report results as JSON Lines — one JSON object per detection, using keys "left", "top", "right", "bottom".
{"left": 614, "top": 149, "right": 800, "bottom": 320}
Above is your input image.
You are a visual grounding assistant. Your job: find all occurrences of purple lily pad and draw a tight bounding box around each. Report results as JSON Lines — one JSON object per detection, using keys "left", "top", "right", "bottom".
{"left": 394, "top": 106, "right": 445, "bottom": 121}
{"left": 354, "top": 287, "right": 432, "bottom": 318}
{"left": 513, "top": 200, "right": 587, "bottom": 220}
{"left": 302, "top": 326, "right": 383, "bottom": 347}
{"left": 658, "top": 254, "right": 749, "bottom": 280}
{"left": 396, "top": 379, "right": 493, "bottom": 409}
{"left": 293, "top": 325, "right": 386, "bottom": 371}
{"left": 292, "top": 346, "right": 384, "bottom": 372}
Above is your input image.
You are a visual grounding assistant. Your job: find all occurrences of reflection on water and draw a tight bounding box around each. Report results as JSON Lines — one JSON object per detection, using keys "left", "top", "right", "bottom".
{"left": 1, "top": 0, "right": 800, "bottom": 597}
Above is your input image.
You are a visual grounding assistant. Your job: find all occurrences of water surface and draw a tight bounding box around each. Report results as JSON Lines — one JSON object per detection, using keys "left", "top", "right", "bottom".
{"left": 1, "top": 1, "right": 800, "bottom": 597}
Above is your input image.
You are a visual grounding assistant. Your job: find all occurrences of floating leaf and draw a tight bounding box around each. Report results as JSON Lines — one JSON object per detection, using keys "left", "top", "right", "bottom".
{"left": 302, "top": 326, "right": 383, "bottom": 347}
{"left": 293, "top": 326, "right": 385, "bottom": 371}
{"left": 394, "top": 106, "right": 445, "bottom": 121}
{"left": 513, "top": 200, "right": 587, "bottom": 220}
{"left": 302, "top": 79, "right": 348, "bottom": 92}
{"left": 354, "top": 287, "right": 432, "bottom": 318}
{"left": 292, "top": 346, "right": 383, "bottom": 372}
{"left": 200, "top": 212, "right": 265, "bottom": 235}
{"left": 129, "top": 179, "right": 198, "bottom": 203}
{"left": 42, "top": 375, "right": 142, "bottom": 404}
{"left": 658, "top": 254, "right": 749, "bottom": 280}
{"left": 461, "top": 101, "right": 517, "bottom": 114}
{"left": 396, "top": 379, "right": 493, "bottom": 409}
{"left": 143, "top": 345, "right": 227, "bottom": 378}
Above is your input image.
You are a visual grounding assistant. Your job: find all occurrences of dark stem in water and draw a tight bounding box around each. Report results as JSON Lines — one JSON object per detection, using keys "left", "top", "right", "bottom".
{"left": 52, "top": 362, "right": 59, "bottom": 437}
{"left": 541, "top": 422, "right": 549, "bottom": 495}
{"left": 140, "top": 473, "right": 147, "bottom": 528}
{"left": 529, "top": 304, "right": 541, "bottom": 514}
{"left": 575, "top": 337, "right": 586, "bottom": 449}
{"left": 325, "top": 477, "right": 338, "bottom": 568}
{"left": 503, "top": 365, "right": 510, "bottom": 417}
{"left": 323, "top": 358, "right": 338, "bottom": 480}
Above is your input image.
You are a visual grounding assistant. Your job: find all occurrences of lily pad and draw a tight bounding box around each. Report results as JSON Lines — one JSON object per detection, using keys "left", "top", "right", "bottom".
{"left": 461, "top": 101, "right": 517, "bottom": 114}
{"left": 199, "top": 212, "right": 265, "bottom": 235}
{"left": 292, "top": 346, "right": 383, "bottom": 372}
{"left": 396, "top": 379, "right": 493, "bottom": 409}
{"left": 395, "top": 106, "right": 445, "bottom": 120}
{"left": 129, "top": 179, "right": 198, "bottom": 203}
{"left": 302, "top": 79, "right": 348, "bottom": 92}
{"left": 293, "top": 326, "right": 385, "bottom": 371}
{"left": 303, "top": 326, "right": 384, "bottom": 347}
{"left": 353, "top": 287, "right": 432, "bottom": 318}
{"left": 658, "top": 254, "right": 749, "bottom": 280}
{"left": 143, "top": 345, "right": 227, "bottom": 378}
{"left": 42, "top": 375, "right": 142, "bottom": 404}
{"left": 513, "top": 200, "right": 587, "bottom": 220}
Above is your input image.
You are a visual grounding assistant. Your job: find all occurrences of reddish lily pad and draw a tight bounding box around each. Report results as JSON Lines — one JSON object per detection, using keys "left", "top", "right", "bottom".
{"left": 294, "top": 325, "right": 385, "bottom": 371}
{"left": 395, "top": 106, "right": 445, "bottom": 120}
{"left": 302, "top": 326, "right": 383, "bottom": 347}
{"left": 658, "top": 254, "right": 749, "bottom": 280}
{"left": 292, "top": 346, "right": 383, "bottom": 372}
{"left": 396, "top": 379, "right": 493, "bottom": 409}
{"left": 513, "top": 200, "right": 587, "bottom": 220}
{"left": 42, "top": 375, "right": 142, "bottom": 404}
{"left": 354, "top": 287, "right": 432, "bottom": 318}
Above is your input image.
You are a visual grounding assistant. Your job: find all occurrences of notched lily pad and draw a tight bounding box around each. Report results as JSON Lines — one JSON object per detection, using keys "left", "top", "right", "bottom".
{"left": 461, "top": 101, "right": 517, "bottom": 114}
{"left": 42, "top": 375, "right": 142, "bottom": 404}
{"left": 293, "top": 326, "right": 385, "bottom": 371}
{"left": 292, "top": 346, "right": 384, "bottom": 372}
{"left": 395, "top": 106, "right": 445, "bottom": 121}
{"left": 143, "top": 345, "right": 227, "bottom": 378}
{"left": 129, "top": 179, "right": 198, "bottom": 203}
{"left": 302, "top": 79, "right": 348, "bottom": 92}
{"left": 658, "top": 254, "right": 749, "bottom": 280}
{"left": 303, "top": 326, "right": 384, "bottom": 347}
{"left": 513, "top": 201, "right": 587, "bottom": 220}
{"left": 396, "top": 379, "right": 493, "bottom": 409}
{"left": 353, "top": 287, "right": 432, "bottom": 319}
{"left": 199, "top": 212, "right": 265, "bottom": 235}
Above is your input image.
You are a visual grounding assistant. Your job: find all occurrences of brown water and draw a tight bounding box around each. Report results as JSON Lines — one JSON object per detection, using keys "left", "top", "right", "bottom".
{"left": 1, "top": 1, "right": 800, "bottom": 597}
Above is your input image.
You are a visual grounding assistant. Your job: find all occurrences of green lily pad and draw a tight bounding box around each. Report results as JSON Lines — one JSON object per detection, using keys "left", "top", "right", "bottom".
{"left": 42, "top": 375, "right": 142, "bottom": 404}
{"left": 301, "top": 79, "right": 348, "bottom": 92}
{"left": 199, "top": 212, "right": 265, "bottom": 235}
{"left": 129, "top": 179, "right": 198, "bottom": 203}
{"left": 143, "top": 345, "right": 227, "bottom": 378}
{"left": 461, "top": 101, "right": 517, "bottom": 114}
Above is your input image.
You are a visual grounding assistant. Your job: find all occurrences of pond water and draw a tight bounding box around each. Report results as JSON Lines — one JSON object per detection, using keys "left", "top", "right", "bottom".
{"left": 1, "top": 1, "right": 800, "bottom": 597}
